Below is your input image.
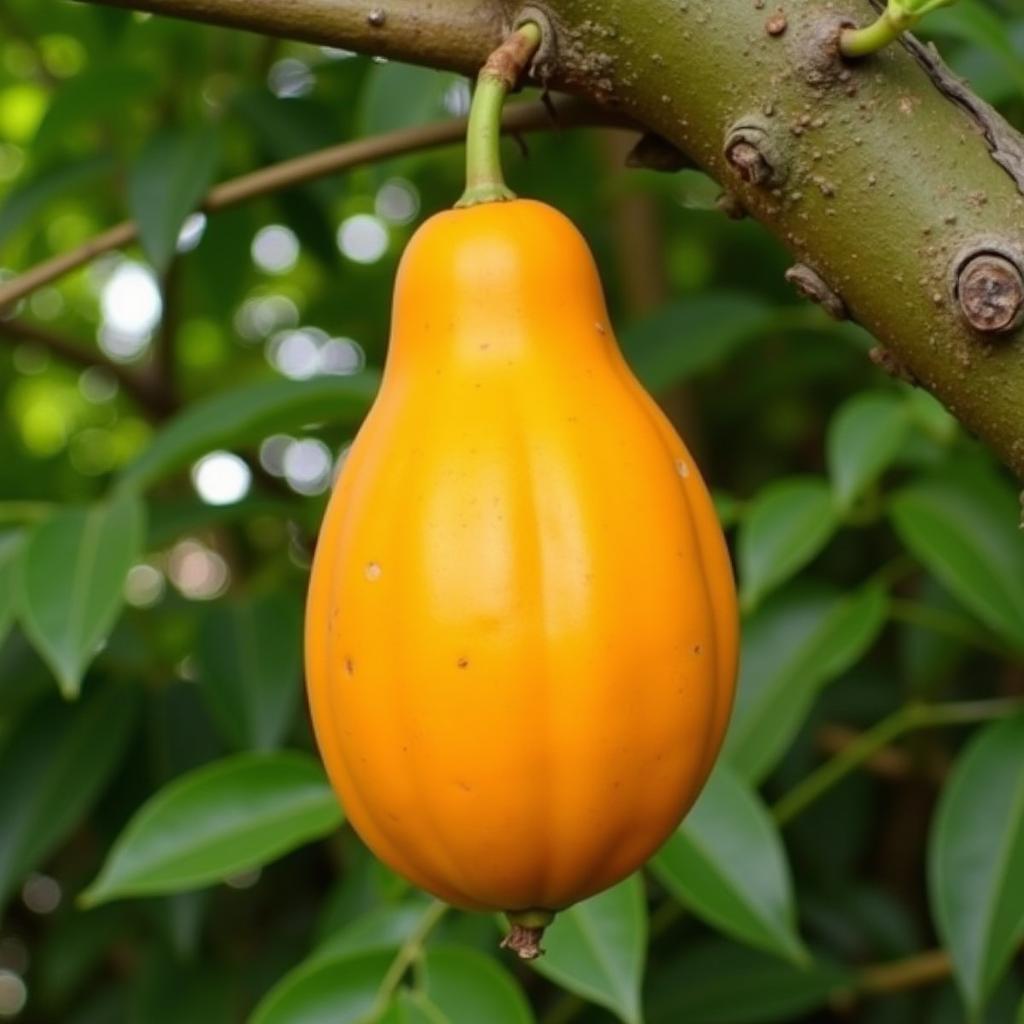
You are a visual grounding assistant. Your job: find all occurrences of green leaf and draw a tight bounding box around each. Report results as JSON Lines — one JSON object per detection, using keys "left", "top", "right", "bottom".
{"left": 890, "top": 464, "right": 1024, "bottom": 650}
{"left": 724, "top": 582, "right": 889, "bottom": 782}
{"left": 423, "top": 947, "right": 535, "bottom": 1024}
{"left": 128, "top": 126, "right": 220, "bottom": 274}
{"left": 31, "top": 65, "right": 159, "bottom": 162}
{"left": 532, "top": 875, "right": 646, "bottom": 1024}
{"left": 80, "top": 751, "right": 342, "bottom": 906}
{"left": 0, "top": 534, "right": 22, "bottom": 649}
{"left": 195, "top": 591, "right": 302, "bottom": 751}
{"left": 647, "top": 939, "right": 849, "bottom": 1024}
{"left": 315, "top": 897, "right": 434, "bottom": 963}
{"left": 738, "top": 477, "right": 839, "bottom": 611}
{"left": 117, "top": 374, "right": 378, "bottom": 492}
{"left": 929, "top": 714, "right": 1024, "bottom": 1016}
{"left": 651, "top": 762, "right": 805, "bottom": 964}
{"left": 621, "top": 294, "right": 772, "bottom": 394}
{"left": 250, "top": 950, "right": 392, "bottom": 1024}
{"left": 17, "top": 493, "right": 145, "bottom": 698}
{"left": 0, "top": 155, "right": 115, "bottom": 246}
{"left": 925, "top": 3, "right": 1024, "bottom": 95}
{"left": 827, "top": 391, "right": 909, "bottom": 511}
{"left": 130, "top": 958, "right": 233, "bottom": 1024}
{"left": 359, "top": 62, "right": 462, "bottom": 136}
{"left": 382, "top": 990, "right": 448, "bottom": 1024}
{"left": 0, "top": 683, "right": 138, "bottom": 908}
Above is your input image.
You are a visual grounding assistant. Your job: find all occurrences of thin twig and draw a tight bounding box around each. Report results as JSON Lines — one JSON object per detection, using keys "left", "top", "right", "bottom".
{"left": 857, "top": 949, "right": 952, "bottom": 995}
{"left": 774, "top": 697, "right": 1024, "bottom": 826}
{"left": 0, "top": 97, "right": 628, "bottom": 313}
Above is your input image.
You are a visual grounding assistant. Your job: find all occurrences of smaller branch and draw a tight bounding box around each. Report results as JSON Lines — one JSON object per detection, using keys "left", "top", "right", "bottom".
{"left": 0, "top": 97, "right": 626, "bottom": 313}
{"left": 857, "top": 949, "right": 952, "bottom": 995}
{"left": 815, "top": 724, "right": 915, "bottom": 781}
{"left": 0, "top": 318, "right": 175, "bottom": 418}
{"left": 366, "top": 901, "right": 447, "bottom": 1019}
{"left": 774, "top": 697, "right": 1024, "bottom": 826}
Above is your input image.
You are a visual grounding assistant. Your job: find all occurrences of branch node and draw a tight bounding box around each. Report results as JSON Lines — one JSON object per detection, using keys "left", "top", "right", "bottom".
{"left": 785, "top": 263, "right": 847, "bottom": 320}
{"left": 724, "top": 120, "right": 787, "bottom": 187}
{"left": 952, "top": 244, "right": 1024, "bottom": 336}
{"left": 366, "top": 8, "right": 386, "bottom": 29}
{"left": 870, "top": 345, "right": 919, "bottom": 386}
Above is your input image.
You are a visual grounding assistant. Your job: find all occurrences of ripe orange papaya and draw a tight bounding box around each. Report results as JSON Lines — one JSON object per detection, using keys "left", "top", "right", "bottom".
{"left": 305, "top": 196, "right": 739, "bottom": 946}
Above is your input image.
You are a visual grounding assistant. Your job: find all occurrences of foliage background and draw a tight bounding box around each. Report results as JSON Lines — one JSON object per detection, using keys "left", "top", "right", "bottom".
{"left": 0, "top": 1, "right": 1023, "bottom": 1021}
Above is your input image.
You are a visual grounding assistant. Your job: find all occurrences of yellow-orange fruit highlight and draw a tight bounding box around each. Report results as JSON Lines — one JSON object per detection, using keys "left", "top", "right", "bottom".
{"left": 305, "top": 198, "right": 738, "bottom": 914}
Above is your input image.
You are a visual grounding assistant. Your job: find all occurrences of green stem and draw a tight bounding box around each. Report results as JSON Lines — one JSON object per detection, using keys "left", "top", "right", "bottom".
{"left": 773, "top": 697, "right": 1024, "bottom": 826}
{"left": 365, "top": 900, "right": 448, "bottom": 1019}
{"left": 839, "top": 9, "right": 905, "bottom": 58}
{"left": 456, "top": 22, "right": 542, "bottom": 208}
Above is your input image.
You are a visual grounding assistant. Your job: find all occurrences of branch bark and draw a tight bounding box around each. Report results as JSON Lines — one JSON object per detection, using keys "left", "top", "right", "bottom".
{"left": 76, "top": 0, "right": 1024, "bottom": 475}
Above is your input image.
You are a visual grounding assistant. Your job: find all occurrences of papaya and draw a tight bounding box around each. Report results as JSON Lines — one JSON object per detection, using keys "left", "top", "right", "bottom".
{"left": 305, "top": 23, "right": 738, "bottom": 958}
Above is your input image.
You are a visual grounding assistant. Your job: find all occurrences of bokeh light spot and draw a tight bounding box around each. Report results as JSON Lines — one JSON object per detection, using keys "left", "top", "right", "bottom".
{"left": 192, "top": 451, "right": 252, "bottom": 506}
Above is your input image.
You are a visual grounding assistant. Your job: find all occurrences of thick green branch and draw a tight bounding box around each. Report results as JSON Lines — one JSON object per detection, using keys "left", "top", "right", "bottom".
{"left": 75, "top": 0, "right": 1024, "bottom": 475}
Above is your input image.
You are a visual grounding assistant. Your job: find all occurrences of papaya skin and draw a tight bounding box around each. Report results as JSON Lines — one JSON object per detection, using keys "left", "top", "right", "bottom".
{"left": 305, "top": 198, "right": 738, "bottom": 916}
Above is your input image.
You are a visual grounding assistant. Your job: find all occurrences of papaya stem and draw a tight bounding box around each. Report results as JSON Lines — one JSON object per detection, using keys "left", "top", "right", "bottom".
{"left": 501, "top": 908, "right": 555, "bottom": 960}
{"left": 456, "top": 21, "right": 542, "bottom": 208}
{"left": 839, "top": 0, "right": 956, "bottom": 58}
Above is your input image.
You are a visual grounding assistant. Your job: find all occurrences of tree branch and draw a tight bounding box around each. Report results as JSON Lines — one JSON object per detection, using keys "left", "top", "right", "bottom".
{"left": 77, "top": 0, "right": 1024, "bottom": 477}
{"left": 75, "top": 0, "right": 504, "bottom": 72}
{"left": 0, "top": 97, "right": 625, "bottom": 314}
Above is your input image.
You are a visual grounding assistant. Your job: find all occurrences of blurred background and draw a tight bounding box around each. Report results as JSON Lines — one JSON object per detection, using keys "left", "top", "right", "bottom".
{"left": 0, "top": 1, "right": 1023, "bottom": 1022}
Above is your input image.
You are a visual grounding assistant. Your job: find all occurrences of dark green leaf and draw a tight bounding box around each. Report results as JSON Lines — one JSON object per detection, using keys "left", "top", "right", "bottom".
{"left": 423, "top": 946, "right": 535, "bottom": 1024}
{"left": 890, "top": 464, "right": 1024, "bottom": 650}
{"left": 358, "top": 63, "right": 462, "bottom": 136}
{"left": 195, "top": 591, "right": 302, "bottom": 751}
{"left": 0, "top": 534, "right": 21, "bottom": 649}
{"left": 315, "top": 897, "right": 434, "bottom": 963}
{"left": 128, "top": 126, "right": 220, "bottom": 273}
{"left": 647, "top": 940, "right": 849, "bottom": 1024}
{"left": 827, "top": 391, "right": 909, "bottom": 511}
{"left": 651, "top": 762, "right": 805, "bottom": 963}
{"left": 925, "top": 2, "right": 1024, "bottom": 95}
{"left": 17, "top": 493, "right": 145, "bottom": 698}
{"left": 0, "top": 156, "right": 114, "bottom": 246}
{"left": 250, "top": 950, "right": 392, "bottom": 1024}
{"left": 724, "top": 583, "right": 889, "bottom": 782}
{"left": 929, "top": 714, "right": 1024, "bottom": 1016}
{"left": 37, "top": 905, "right": 128, "bottom": 1011}
{"left": 232, "top": 90, "right": 343, "bottom": 207}
{"left": 130, "top": 957, "right": 234, "bottom": 1024}
{"left": 32, "top": 66, "right": 159, "bottom": 161}
{"left": 532, "top": 875, "right": 646, "bottom": 1024}
{"left": 117, "top": 373, "right": 378, "bottom": 492}
{"left": 80, "top": 751, "right": 342, "bottom": 906}
{"left": 0, "top": 683, "right": 138, "bottom": 908}
{"left": 621, "top": 294, "right": 772, "bottom": 393}
{"left": 382, "top": 990, "right": 447, "bottom": 1024}
{"left": 738, "top": 477, "right": 839, "bottom": 610}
